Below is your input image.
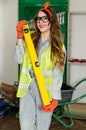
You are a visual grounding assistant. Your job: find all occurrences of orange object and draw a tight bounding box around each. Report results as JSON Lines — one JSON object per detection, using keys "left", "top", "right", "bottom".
{"left": 40, "top": 99, "right": 58, "bottom": 112}
{"left": 41, "top": 1, "right": 52, "bottom": 16}
{"left": 16, "top": 20, "right": 27, "bottom": 38}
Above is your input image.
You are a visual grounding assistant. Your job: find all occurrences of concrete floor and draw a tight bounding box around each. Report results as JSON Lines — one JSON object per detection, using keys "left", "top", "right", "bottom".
{"left": 0, "top": 107, "right": 86, "bottom": 130}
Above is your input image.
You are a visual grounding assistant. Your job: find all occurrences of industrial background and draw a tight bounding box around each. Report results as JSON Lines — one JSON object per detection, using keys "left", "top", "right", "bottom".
{"left": 0, "top": 0, "right": 86, "bottom": 102}
{"left": 0, "top": 0, "right": 86, "bottom": 129}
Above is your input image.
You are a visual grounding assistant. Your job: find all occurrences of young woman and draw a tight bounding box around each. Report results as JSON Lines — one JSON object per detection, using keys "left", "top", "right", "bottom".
{"left": 16, "top": 2, "right": 66, "bottom": 130}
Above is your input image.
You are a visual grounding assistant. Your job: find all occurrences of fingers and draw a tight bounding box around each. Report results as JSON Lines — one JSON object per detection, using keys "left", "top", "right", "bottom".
{"left": 40, "top": 105, "right": 52, "bottom": 112}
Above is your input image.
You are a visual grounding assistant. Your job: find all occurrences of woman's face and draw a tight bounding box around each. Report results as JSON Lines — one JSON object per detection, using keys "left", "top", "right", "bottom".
{"left": 36, "top": 11, "right": 51, "bottom": 33}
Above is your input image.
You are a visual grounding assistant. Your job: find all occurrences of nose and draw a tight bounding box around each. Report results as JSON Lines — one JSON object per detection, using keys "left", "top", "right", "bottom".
{"left": 39, "top": 19, "right": 43, "bottom": 23}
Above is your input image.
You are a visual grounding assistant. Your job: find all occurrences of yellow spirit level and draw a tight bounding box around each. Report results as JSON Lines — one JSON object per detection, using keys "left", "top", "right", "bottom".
{"left": 23, "top": 24, "right": 50, "bottom": 106}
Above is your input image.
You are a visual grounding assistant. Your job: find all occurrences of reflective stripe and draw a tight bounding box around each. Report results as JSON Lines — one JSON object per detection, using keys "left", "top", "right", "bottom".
{"left": 42, "top": 70, "right": 52, "bottom": 76}
{"left": 22, "top": 67, "right": 28, "bottom": 74}
{"left": 19, "top": 83, "right": 28, "bottom": 88}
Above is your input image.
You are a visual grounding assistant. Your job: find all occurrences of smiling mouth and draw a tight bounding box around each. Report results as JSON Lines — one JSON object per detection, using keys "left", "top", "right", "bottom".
{"left": 39, "top": 24, "right": 45, "bottom": 28}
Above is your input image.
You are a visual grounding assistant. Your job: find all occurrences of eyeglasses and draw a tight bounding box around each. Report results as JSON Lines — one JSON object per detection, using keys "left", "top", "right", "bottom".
{"left": 35, "top": 16, "right": 50, "bottom": 23}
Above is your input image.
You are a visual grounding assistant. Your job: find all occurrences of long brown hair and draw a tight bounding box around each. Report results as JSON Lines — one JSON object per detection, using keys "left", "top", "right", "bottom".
{"left": 31, "top": 8, "right": 65, "bottom": 72}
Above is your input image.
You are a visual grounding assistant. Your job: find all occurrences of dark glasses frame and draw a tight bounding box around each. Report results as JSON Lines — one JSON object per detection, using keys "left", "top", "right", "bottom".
{"left": 34, "top": 16, "right": 50, "bottom": 23}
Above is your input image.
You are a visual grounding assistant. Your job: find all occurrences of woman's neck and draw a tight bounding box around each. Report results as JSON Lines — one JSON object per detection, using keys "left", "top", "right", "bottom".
{"left": 41, "top": 31, "right": 50, "bottom": 43}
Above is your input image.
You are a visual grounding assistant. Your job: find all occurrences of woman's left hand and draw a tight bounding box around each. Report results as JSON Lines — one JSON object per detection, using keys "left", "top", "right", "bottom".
{"left": 40, "top": 99, "right": 58, "bottom": 112}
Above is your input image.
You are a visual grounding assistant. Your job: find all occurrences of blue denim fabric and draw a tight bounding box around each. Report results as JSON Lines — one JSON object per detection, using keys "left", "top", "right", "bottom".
{"left": 19, "top": 78, "right": 52, "bottom": 130}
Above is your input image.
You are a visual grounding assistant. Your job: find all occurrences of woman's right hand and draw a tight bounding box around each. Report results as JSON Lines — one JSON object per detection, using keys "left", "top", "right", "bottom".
{"left": 16, "top": 20, "right": 27, "bottom": 39}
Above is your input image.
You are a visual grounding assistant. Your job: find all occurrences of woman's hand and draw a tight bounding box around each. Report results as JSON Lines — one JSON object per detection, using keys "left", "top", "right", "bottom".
{"left": 40, "top": 99, "right": 58, "bottom": 112}
{"left": 16, "top": 20, "right": 27, "bottom": 39}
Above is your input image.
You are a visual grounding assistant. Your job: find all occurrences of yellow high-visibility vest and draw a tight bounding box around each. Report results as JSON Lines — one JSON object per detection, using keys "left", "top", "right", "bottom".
{"left": 17, "top": 45, "right": 54, "bottom": 101}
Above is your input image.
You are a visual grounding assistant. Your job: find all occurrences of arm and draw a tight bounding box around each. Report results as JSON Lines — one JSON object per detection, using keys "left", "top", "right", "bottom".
{"left": 52, "top": 65, "right": 63, "bottom": 100}
{"left": 15, "top": 39, "right": 25, "bottom": 64}
{"left": 15, "top": 20, "right": 27, "bottom": 64}
{"left": 52, "top": 45, "right": 66, "bottom": 100}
